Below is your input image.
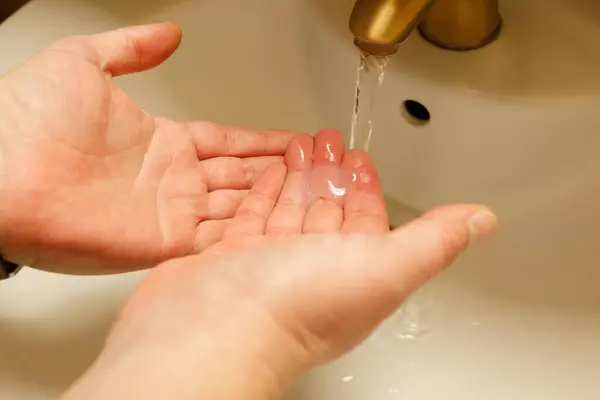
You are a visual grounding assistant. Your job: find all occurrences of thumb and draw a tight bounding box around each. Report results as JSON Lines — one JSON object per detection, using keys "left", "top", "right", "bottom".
{"left": 60, "top": 22, "right": 183, "bottom": 77}
{"left": 384, "top": 204, "right": 498, "bottom": 296}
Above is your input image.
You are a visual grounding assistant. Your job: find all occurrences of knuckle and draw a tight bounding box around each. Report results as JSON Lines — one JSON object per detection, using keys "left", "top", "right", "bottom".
{"left": 123, "top": 31, "right": 144, "bottom": 64}
{"left": 224, "top": 126, "right": 236, "bottom": 155}
{"left": 241, "top": 159, "right": 256, "bottom": 183}
{"left": 423, "top": 220, "right": 468, "bottom": 267}
{"left": 236, "top": 206, "right": 265, "bottom": 221}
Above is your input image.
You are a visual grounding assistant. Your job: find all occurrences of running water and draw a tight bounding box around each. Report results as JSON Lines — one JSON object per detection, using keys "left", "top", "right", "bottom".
{"left": 349, "top": 51, "right": 389, "bottom": 152}
{"left": 349, "top": 50, "right": 439, "bottom": 340}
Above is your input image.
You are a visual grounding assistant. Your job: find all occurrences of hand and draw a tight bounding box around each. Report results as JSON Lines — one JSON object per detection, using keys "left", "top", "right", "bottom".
{"left": 192, "top": 128, "right": 391, "bottom": 255}
{"left": 63, "top": 131, "right": 497, "bottom": 399}
{"left": 0, "top": 23, "right": 297, "bottom": 274}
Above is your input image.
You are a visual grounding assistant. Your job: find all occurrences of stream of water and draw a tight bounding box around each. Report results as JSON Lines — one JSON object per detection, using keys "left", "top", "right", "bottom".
{"left": 349, "top": 51, "right": 389, "bottom": 152}
{"left": 349, "top": 51, "right": 440, "bottom": 341}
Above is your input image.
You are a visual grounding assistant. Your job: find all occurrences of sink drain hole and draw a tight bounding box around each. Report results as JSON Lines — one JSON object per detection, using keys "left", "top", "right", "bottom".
{"left": 402, "top": 100, "right": 431, "bottom": 125}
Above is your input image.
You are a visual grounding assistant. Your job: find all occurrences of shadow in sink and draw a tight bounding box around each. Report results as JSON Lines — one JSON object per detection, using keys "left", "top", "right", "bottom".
{"left": 0, "top": 0, "right": 28, "bottom": 22}
{"left": 81, "top": 0, "right": 195, "bottom": 20}
{"left": 0, "top": 301, "right": 116, "bottom": 396}
{"left": 309, "top": 0, "right": 600, "bottom": 99}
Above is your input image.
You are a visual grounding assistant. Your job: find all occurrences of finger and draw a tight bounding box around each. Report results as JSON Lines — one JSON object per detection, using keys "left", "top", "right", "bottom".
{"left": 266, "top": 134, "right": 314, "bottom": 235}
{"left": 308, "top": 129, "right": 345, "bottom": 204}
{"left": 201, "top": 156, "right": 283, "bottom": 192}
{"left": 224, "top": 164, "right": 287, "bottom": 238}
{"left": 304, "top": 129, "right": 345, "bottom": 233}
{"left": 303, "top": 200, "right": 344, "bottom": 233}
{"left": 341, "top": 150, "right": 389, "bottom": 234}
{"left": 56, "top": 23, "right": 183, "bottom": 76}
{"left": 206, "top": 190, "right": 248, "bottom": 220}
{"left": 195, "top": 219, "right": 230, "bottom": 252}
{"left": 380, "top": 205, "right": 498, "bottom": 295}
{"left": 186, "top": 122, "right": 299, "bottom": 159}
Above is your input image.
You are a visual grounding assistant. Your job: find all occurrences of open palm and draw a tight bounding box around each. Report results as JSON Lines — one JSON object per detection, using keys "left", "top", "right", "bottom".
{"left": 0, "top": 23, "right": 296, "bottom": 273}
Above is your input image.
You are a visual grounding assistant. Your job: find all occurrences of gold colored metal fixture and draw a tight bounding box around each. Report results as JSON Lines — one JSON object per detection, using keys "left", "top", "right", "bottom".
{"left": 349, "top": 0, "right": 502, "bottom": 55}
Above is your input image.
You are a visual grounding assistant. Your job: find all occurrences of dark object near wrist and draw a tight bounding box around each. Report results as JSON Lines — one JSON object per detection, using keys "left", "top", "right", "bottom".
{"left": 0, "top": 253, "right": 22, "bottom": 280}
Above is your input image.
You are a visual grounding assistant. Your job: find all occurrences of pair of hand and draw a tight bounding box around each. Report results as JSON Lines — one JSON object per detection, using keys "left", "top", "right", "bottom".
{"left": 0, "top": 23, "right": 497, "bottom": 399}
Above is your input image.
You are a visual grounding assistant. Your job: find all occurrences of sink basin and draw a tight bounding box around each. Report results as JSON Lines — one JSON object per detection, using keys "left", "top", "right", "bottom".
{"left": 1, "top": 0, "right": 600, "bottom": 399}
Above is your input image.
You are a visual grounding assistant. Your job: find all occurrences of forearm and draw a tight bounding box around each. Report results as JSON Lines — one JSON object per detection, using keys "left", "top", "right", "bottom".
{"left": 62, "top": 308, "right": 309, "bottom": 400}
{"left": 63, "top": 350, "right": 282, "bottom": 400}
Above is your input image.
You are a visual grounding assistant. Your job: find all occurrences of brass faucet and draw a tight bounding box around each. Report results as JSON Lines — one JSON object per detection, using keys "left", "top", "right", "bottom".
{"left": 349, "top": 0, "right": 502, "bottom": 56}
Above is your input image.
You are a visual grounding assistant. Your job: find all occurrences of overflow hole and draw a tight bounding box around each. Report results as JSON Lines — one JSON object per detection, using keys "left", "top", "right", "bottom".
{"left": 402, "top": 100, "right": 431, "bottom": 126}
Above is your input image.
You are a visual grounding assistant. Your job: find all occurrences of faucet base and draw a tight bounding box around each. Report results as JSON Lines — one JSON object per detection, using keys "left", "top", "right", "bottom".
{"left": 418, "top": 17, "right": 503, "bottom": 51}
{"left": 417, "top": 0, "right": 503, "bottom": 51}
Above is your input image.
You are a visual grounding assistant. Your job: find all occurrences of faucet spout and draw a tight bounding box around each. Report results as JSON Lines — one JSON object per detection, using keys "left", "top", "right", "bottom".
{"left": 349, "top": 0, "right": 502, "bottom": 56}
{"left": 349, "top": 0, "right": 435, "bottom": 56}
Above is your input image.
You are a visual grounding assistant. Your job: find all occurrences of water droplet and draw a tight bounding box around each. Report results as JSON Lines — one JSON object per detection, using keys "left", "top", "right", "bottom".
{"left": 328, "top": 180, "right": 347, "bottom": 197}
{"left": 396, "top": 332, "right": 417, "bottom": 340}
{"left": 359, "top": 171, "right": 372, "bottom": 184}
{"left": 325, "top": 142, "right": 336, "bottom": 162}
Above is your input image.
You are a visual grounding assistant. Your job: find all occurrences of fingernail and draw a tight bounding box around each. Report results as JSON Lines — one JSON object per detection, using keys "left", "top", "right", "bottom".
{"left": 467, "top": 210, "right": 498, "bottom": 243}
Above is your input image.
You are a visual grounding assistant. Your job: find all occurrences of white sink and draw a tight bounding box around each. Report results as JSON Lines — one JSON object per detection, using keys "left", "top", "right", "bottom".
{"left": 1, "top": 0, "right": 600, "bottom": 399}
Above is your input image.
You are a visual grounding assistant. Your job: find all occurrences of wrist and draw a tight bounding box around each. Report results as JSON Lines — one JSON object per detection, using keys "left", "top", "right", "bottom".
{"left": 0, "top": 110, "right": 35, "bottom": 267}
{"left": 0, "top": 100, "right": 18, "bottom": 259}
{"left": 0, "top": 153, "right": 25, "bottom": 266}
{"left": 0, "top": 133, "right": 12, "bottom": 255}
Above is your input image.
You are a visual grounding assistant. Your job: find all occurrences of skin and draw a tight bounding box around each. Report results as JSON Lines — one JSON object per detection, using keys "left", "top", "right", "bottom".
{"left": 0, "top": 23, "right": 498, "bottom": 399}
{"left": 63, "top": 131, "right": 496, "bottom": 400}
{"left": 0, "top": 22, "right": 298, "bottom": 274}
